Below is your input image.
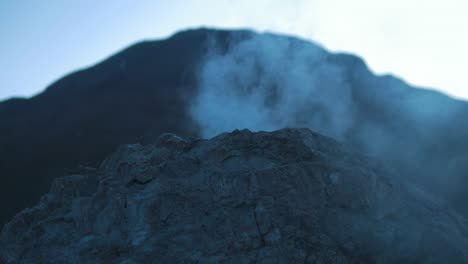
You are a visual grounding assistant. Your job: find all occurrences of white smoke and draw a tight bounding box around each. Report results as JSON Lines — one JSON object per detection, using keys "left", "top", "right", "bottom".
{"left": 190, "top": 33, "right": 355, "bottom": 139}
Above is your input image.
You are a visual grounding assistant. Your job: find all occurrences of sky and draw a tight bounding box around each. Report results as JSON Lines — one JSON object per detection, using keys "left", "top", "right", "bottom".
{"left": 0, "top": 0, "right": 467, "bottom": 101}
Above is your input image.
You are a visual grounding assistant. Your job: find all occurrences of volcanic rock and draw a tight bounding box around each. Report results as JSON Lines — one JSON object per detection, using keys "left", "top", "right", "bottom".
{"left": 1, "top": 128, "right": 467, "bottom": 263}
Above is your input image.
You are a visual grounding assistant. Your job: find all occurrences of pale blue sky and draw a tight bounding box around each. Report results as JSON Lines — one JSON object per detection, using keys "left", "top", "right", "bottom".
{"left": 0, "top": 0, "right": 467, "bottom": 101}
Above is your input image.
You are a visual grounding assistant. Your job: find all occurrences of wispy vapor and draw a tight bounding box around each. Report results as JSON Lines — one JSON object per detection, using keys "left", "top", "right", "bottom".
{"left": 191, "top": 33, "right": 355, "bottom": 139}
{"left": 189, "top": 31, "right": 468, "bottom": 210}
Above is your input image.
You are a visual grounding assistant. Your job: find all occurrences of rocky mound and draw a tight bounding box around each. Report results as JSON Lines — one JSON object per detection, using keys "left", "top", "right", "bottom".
{"left": 1, "top": 128, "right": 468, "bottom": 263}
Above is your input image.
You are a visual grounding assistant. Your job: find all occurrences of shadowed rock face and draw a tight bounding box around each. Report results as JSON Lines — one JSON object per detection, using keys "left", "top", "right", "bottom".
{"left": 2, "top": 129, "right": 468, "bottom": 263}
{"left": 1, "top": 27, "right": 468, "bottom": 229}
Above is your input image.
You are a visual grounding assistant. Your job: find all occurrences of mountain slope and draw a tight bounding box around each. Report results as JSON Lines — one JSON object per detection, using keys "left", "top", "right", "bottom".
{"left": 2, "top": 128, "right": 468, "bottom": 263}
{"left": 1, "top": 28, "right": 468, "bottom": 228}
{"left": 0, "top": 28, "right": 221, "bottom": 226}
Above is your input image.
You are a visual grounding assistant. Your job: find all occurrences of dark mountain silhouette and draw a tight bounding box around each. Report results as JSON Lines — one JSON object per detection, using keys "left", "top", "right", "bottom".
{"left": 1, "top": 28, "right": 468, "bottom": 229}
{"left": 0, "top": 28, "right": 214, "bottom": 227}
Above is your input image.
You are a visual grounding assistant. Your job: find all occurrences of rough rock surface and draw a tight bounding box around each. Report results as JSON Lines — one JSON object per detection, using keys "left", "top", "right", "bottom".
{"left": 1, "top": 128, "right": 468, "bottom": 263}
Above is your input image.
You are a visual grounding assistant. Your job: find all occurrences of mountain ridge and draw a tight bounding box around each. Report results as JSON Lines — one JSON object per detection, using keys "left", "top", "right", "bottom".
{"left": 1, "top": 27, "right": 467, "bottom": 229}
